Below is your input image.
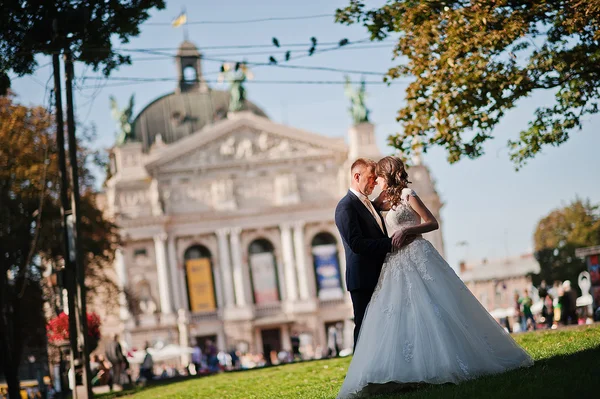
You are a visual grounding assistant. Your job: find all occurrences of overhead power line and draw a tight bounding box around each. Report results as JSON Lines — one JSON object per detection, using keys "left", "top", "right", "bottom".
{"left": 113, "top": 39, "right": 384, "bottom": 75}
{"left": 76, "top": 77, "right": 409, "bottom": 90}
{"left": 114, "top": 38, "right": 376, "bottom": 55}
{"left": 125, "top": 44, "right": 396, "bottom": 62}
{"left": 80, "top": 76, "right": 392, "bottom": 83}
{"left": 112, "top": 41, "right": 345, "bottom": 51}
{"left": 78, "top": 54, "right": 391, "bottom": 80}
{"left": 95, "top": 39, "right": 386, "bottom": 52}
{"left": 144, "top": 13, "right": 335, "bottom": 26}
{"left": 204, "top": 57, "right": 388, "bottom": 76}
{"left": 14, "top": 38, "right": 393, "bottom": 59}
{"left": 206, "top": 44, "right": 395, "bottom": 57}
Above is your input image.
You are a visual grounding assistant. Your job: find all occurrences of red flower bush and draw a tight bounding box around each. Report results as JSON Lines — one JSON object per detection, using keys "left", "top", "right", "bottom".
{"left": 47, "top": 312, "right": 102, "bottom": 346}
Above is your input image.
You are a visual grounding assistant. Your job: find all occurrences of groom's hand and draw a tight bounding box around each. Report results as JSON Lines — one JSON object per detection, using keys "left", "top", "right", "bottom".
{"left": 391, "top": 230, "right": 407, "bottom": 248}
{"left": 391, "top": 231, "right": 416, "bottom": 249}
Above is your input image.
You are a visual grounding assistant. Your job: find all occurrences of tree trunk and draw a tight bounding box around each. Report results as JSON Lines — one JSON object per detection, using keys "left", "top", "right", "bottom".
{"left": 0, "top": 271, "right": 21, "bottom": 399}
{"left": 4, "top": 370, "right": 20, "bottom": 399}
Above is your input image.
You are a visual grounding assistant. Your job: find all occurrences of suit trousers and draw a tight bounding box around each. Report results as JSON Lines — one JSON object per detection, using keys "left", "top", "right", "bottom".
{"left": 350, "top": 290, "right": 373, "bottom": 349}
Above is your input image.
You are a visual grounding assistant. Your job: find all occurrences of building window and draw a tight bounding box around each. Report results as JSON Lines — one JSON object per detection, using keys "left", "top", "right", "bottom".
{"left": 311, "top": 233, "right": 343, "bottom": 300}
{"left": 184, "top": 245, "right": 217, "bottom": 313}
{"left": 133, "top": 248, "right": 150, "bottom": 266}
{"left": 248, "top": 238, "right": 280, "bottom": 304}
{"left": 109, "top": 152, "right": 117, "bottom": 175}
{"left": 133, "top": 248, "right": 147, "bottom": 258}
{"left": 136, "top": 280, "right": 157, "bottom": 315}
{"left": 183, "top": 65, "right": 197, "bottom": 83}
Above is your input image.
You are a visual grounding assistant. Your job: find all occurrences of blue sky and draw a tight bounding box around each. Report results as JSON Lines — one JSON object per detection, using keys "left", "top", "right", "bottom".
{"left": 10, "top": 0, "right": 600, "bottom": 270}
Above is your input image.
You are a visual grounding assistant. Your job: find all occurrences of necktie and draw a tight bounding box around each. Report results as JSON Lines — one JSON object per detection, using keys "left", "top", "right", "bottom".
{"left": 362, "top": 197, "right": 384, "bottom": 233}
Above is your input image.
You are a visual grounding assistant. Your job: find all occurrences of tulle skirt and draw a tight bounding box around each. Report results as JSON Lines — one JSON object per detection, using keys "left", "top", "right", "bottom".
{"left": 337, "top": 238, "right": 533, "bottom": 398}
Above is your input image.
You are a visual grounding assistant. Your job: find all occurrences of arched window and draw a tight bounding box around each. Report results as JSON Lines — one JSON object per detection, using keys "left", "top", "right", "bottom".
{"left": 183, "top": 65, "right": 197, "bottom": 83}
{"left": 184, "top": 245, "right": 217, "bottom": 313}
{"left": 311, "top": 232, "right": 343, "bottom": 300}
{"left": 248, "top": 238, "right": 280, "bottom": 304}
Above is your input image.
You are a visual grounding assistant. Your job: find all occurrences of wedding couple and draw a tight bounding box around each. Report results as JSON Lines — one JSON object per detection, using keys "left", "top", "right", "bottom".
{"left": 334, "top": 157, "right": 533, "bottom": 398}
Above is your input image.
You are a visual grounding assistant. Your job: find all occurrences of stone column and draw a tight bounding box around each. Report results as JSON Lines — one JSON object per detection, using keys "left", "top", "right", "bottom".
{"left": 343, "top": 319, "right": 354, "bottom": 350}
{"left": 167, "top": 236, "right": 183, "bottom": 311}
{"left": 213, "top": 261, "right": 225, "bottom": 310}
{"left": 153, "top": 233, "right": 173, "bottom": 314}
{"left": 149, "top": 179, "right": 163, "bottom": 216}
{"left": 216, "top": 229, "right": 235, "bottom": 307}
{"left": 280, "top": 224, "right": 298, "bottom": 302}
{"left": 292, "top": 222, "right": 310, "bottom": 300}
{"left": 348, "top": 122, "right": 379, "bottom": 160}
{"left": 254, "top": 327, "right": 263, "bottom": 355}
{"left": 217, "top": 329, "right": 226, "bottom": 351}
{"left": 229, "top": 228, "right": 246, "bottom": 307}
{"left": 114, "top": 249, "right": 129, "bottom": 320}
{"left": 281, "top": 324, "right": 291, "bottom": 352}
{"left": 316, "top": 322, "right": 327, "bottom": 358}
{"left": 177, "top": 309, "right": 191, "bottom": 365}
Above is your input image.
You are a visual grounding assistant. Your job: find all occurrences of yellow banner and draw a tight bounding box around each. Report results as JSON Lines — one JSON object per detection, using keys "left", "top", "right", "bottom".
{"left": 172, "top": 13, "right": 187, "bottom": 28}
{"left": 186, "top": 258, "right": 216, "bottom": 312}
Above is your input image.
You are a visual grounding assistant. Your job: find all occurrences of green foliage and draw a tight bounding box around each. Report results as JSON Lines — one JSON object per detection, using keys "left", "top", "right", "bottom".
{"left": 533, "top": 199, "right": 600, "bottom": 288}
{"left": 336, "top": 1, "right": 600, "bottom": 168}
{"left": 0, "top": 94, "right": 120, "bottom": 293}
{"left": 0, "top": 0, "right": 165, "bottom": 94}
{"left": 0, "top": 95, "right": 119, "bottom": 390}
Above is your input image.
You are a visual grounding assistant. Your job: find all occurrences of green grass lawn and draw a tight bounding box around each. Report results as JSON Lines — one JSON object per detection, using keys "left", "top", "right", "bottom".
{"left": 99, "top": 324, "right": 600, "bottom": 399}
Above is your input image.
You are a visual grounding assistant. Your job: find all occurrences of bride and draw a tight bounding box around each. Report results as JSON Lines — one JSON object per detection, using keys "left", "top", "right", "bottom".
{"left": 337, "top": 156, "right": 533, "bottom": 398}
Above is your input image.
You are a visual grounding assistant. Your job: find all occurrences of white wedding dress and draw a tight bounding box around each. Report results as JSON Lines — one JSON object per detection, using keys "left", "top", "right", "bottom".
{"left": 337, "top": 189, "right": 533, "bottom": 399}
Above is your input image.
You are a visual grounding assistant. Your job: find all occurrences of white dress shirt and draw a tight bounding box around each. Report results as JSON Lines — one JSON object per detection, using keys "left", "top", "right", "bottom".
{"left": 349, "top": 188, "right": 384, "bottom": 233}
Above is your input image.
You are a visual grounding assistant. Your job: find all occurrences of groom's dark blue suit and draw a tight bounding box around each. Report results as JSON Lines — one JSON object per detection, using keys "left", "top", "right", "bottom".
{"left": 335, "top": 190, "right": 392, "bottom": 348}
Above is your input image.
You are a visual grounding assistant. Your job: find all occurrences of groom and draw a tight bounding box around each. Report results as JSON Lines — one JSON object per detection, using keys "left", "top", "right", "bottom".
{"left": 335, "top": 158, "right": 404, "bottom": 348}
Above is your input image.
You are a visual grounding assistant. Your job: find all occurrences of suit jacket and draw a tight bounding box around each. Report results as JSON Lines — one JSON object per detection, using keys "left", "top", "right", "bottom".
{"left": 105, "top": 340, "right": 125, "bottom": 365}
{"left": 335, "top": 190, "right": 391, "bottom": 293}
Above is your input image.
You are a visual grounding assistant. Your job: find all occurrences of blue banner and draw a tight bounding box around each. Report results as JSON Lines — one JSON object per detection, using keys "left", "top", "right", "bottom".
{"left": 313, "top": 244, "right": 343, "bottom": 300}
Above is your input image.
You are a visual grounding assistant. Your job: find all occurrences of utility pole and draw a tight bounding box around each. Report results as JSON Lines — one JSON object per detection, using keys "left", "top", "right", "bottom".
{"left": 64, "top": 49, "right": 93, "bottom": 398}
{"left": 51, "top": 50, "right": 80, "bottom": 399}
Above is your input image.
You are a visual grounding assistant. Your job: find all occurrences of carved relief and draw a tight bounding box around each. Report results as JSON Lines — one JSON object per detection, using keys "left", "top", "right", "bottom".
{"left": 118, "top": 190, "right": 150, "bottom": 208}
{"left": 162, "top": 129, "right": 327, "bottom": 172}
{"left": 185, "top": 185, "right": 212, "bottom": 204}
{"left": 236, "top": 180, "right": 274, "bottom": 202}
{"left": 149, "top": 179, "right": 164, "bottom": 216}
{"left": 211, "top": 179, "right": 237, "bottom": 210}
{"left": 274, "top": 173, "right": 299, "bottom": 205}
{"left": 235, "top": 138, "right": 254, "bottom": 160}
{"left": 219, "top": 137, "right": 236, "bottom": 156}
{"left": 136, "top": 280, "right": 158, "bottom": 315}
{"left": 162, "top": 182, "right": 212, "bottom": 213}
{"left": 123, "top": 153, "right": 138, "bottom": 167}
{"left": 300, "top": 174, "right": 338, "bottom": 197}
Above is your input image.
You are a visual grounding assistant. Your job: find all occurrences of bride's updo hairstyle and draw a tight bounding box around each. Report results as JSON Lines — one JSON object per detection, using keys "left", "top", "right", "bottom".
{"left": 376, "top": 156, "right": 411, "bottom": 207}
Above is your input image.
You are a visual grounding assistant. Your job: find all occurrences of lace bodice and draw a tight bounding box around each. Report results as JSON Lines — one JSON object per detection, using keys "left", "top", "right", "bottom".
{"left": 384, "top": 188, "right": 420, "bottom": 235}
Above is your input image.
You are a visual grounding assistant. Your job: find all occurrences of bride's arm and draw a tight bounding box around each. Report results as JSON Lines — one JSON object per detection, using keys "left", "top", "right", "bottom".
{"left": 404, "top": 194, "right": 439, "bottom": 235}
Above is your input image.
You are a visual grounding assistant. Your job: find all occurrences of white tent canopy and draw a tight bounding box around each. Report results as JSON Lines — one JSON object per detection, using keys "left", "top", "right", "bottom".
{"left": 488, "top": 307, "right": 515, "bottom": 319}
{"left": 127, "top": 344, "right": 194, "bottom": 364}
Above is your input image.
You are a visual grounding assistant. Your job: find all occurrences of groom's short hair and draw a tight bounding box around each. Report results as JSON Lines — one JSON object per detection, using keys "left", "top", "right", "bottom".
{"left": 351, "top": 158, "right": 376, "bottom": 173}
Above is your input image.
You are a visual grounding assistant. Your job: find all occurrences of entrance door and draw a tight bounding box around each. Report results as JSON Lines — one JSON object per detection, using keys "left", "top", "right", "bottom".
{"left": 261, "top": 328, "right": 282, "bottom": 365}
{"left": 195, "top": 334, "right": 217, "bottom": 353}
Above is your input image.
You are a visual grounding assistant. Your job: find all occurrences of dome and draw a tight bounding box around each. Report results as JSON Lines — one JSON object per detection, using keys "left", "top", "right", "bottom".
{"left": 129, "top": 40, "right": 268, "bottom": 151}
{"left": 132, "top": 90, "right": 267, "bottom": 151}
